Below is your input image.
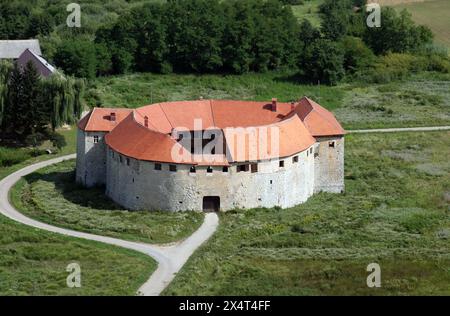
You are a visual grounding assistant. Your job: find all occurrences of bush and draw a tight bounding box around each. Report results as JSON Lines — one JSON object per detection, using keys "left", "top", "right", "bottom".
{"left": 0, "top": 146, "right": 45, "bottom": 167}
{"left": 340, "top": 36, "right": 376, "bottom": 74}
{"left": 361, "top": 52, "right": 450, "bottom": 83}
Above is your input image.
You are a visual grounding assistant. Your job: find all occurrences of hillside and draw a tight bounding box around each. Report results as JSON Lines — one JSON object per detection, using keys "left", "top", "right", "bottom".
{"left": 384, "top": 0, "right": 450, "bottom": 48}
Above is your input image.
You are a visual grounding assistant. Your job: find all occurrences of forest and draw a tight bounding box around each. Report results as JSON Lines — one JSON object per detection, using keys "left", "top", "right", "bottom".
{"left": 1, "top": 0, "right": 448, "bottom": 84}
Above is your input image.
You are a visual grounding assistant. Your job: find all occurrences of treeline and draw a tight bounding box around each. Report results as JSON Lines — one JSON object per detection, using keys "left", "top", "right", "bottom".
{"left": 0, "top": 2, "right": 55, "bottom": 39}
{"left": 0, "top": 61, "right": 84, "bottom": 145}
{"left": 50, "top": 0, "right": 448, "bottom": 85}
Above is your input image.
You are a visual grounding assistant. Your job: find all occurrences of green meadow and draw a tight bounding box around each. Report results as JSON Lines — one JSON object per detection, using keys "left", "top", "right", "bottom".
{"left": 163, "top": 131, "right": 450, "bottom": 295}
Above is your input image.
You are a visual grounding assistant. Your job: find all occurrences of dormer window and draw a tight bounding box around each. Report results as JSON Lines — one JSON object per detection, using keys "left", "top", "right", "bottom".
{"left": 110, "top": 112, "right": 116, "bottom": 122}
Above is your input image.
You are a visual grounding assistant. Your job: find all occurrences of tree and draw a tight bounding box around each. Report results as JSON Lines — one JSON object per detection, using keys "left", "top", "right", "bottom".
{"left": 54, "top": 40, "right": 98, "bottom": 79}
{"left": 95, "top": 43, "right": 112, "bottom": 76}
{"left": 298, "top": 39, "right": 345, "bottom": 85}
{"left": 364, "top": 8, "right": 433, "bottom": 55}
{"left": 340, "top": 36, "right": 375, "bottom": 74}
{"left": 166, "top": 0, "right": 224, "bottom": 72}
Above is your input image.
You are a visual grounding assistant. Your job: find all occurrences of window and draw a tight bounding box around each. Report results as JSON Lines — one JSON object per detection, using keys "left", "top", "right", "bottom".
{"left": 190, "top": 166, "right": 196, "bottom": 173}
{"left": 329, "top": 141, "right": 335, "bottom": 148}
{"left": 207, "top": 166, "right": 213, "bottom": 173}
{"left": 93, "top": 135, "right": 99, "bottom": 143}
{"left": 119, "top": 155, "right": 123, "bottom": 163}
{"left": 251, "top": 164, "right": 258, "bottom": 173}
{"left": 293, "top": 156, "right": 299, "bottom": 163}
{"left": 155, "top": 163, "right": 162, "bottom": 171}
{"left": 126, "top": 158, "right": 130, "bottom": 166}
{"left": 279, "top": 160, "right": 285, "bottom": 168}
{"left": 169, "top": 165, "right": 177, "bottom": 172}
{"left": 222, "top": 166, "right": 229, "bottom": 173}
{"left": 310, "top": 148, "right": 313, "bottom": 154}
{"left": 237, "top": 164, "right": 249, "bottom": 172}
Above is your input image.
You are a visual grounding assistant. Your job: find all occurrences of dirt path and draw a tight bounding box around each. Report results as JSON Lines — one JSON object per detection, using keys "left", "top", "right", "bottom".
{"left": 0, "top": 154, "right": 219, "bottom": 296}
{"left": 348, "top": 126, "right": 450, "bottom": 134}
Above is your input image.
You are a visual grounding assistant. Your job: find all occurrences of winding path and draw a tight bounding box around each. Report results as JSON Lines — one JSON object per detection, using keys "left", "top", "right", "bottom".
{"left": 347, "top": 126, "right": 450, "bottom": 134}
{"left": 0, "top": 154, "right": 219, "bottom": 296}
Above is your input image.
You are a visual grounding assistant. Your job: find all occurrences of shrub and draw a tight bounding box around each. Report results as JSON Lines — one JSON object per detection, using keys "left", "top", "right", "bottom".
{"left": 340, "top": 36, "right": 376, "bottom": 74}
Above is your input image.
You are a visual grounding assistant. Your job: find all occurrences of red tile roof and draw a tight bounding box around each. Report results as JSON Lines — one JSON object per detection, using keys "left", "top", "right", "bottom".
{"left": 78, "top": 108, "right": 133, "bottom": 132}
{"left": 293, "top": 97, "right": 345, "bottom": 137}
{"left": 81, "top": 98, "right": 344, "bottom": 164}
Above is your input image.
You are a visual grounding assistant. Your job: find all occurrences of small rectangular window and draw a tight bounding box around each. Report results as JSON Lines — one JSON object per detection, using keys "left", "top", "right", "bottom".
{"left": 119, "top": 155, "right": 123, "bottom": 163}
{"left": 190, "top": 166, "right": 196, "bottom": 173}
{"left": 207, "top": 166, "right": 213, "bottom": 173}
{"left": 155, "top": 163, "right": 162, "bottom": 171}
{"left": 310, "top": 148, "right": 313, "bottom": 154}
{"left": 222, "top": 166, "right": 229, "bottom": 173}
{"left": 293, "top": 156, "right": 299, "bottom": 163}
{"left": 237, "top": 164, "right": 249, "bottom": 172}
{"left": 279, "top": 160, "right": 284, "bottom": 168}
{"left": 93, "top": 135, "right": 99, "bottom": 143}
{"left": 169, "top": 165, "right": 177, "bottom": 172}
{"left": 251, "top": 164, "right": 258, "bottom": 173}
{"left": 126, "top": 158, "right": 130, "bottom": 166}
{"left": 329, "top": 141, "right": 335, "bottom": 148}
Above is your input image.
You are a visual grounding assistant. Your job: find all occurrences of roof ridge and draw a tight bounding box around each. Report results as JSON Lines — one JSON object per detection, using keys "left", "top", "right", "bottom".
{"left": 85, "top": 108, "right": 96, "bottom": 130}
{"left": 209, "top": 100, "right": 217, "bottom": 128}
{"left": 158, "top": 103, "right": 174, "bottom": 131}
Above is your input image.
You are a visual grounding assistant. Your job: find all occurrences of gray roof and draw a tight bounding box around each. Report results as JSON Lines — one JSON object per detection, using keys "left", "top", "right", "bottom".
{"left": 0, "top": 40, "right": 42, "bottom": 59}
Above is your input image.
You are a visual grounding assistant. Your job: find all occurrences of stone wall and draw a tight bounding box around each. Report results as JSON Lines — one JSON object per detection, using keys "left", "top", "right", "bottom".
{"left": 75, "top": 129, "right": 107, "bottom": 187}
{"left": 313, "top": 136, "right": 345, "bottom": 193}
{"left": 105, "top": 146, "right": 315, "bottom": 212}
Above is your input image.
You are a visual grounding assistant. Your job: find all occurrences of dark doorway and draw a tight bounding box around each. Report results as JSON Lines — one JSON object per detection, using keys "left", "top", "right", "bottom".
{"left": 203, "top": 196, "right": 220, "bottom": 212}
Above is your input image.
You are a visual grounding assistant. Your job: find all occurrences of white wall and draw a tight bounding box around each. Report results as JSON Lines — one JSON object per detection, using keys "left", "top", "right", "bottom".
{"left": 313, "top": 136, "right": 345, "bottom": 193}
{"left": 75, "top": 129, "right": 107, "bottom": 187}
{"left": 105, "top": 146, "right": 316, "bottom": 212}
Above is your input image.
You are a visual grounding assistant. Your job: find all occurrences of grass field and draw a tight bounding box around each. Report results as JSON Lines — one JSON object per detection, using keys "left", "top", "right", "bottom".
{"left": 10, "top": 160, "right": 204, "bottom": 244}
{"left": 164, "top": 131, "right": 450, "bottom": 295}
{"left": 390, "top": 0, "right": 450, "bottom": 49}
{"left": 0, "top": 127, "right": 158, "bottom": 295}
{"left": 87, "top": 72, "right": 450, "bottom": 130}
{"left": 0, "top": 127, "right": 77, "bottom": 181}
{"left": 291, "top": 0, "right": 324, "bottom": 27}
{"left": 0, "top": 214, "right": 155, "bottom": 295}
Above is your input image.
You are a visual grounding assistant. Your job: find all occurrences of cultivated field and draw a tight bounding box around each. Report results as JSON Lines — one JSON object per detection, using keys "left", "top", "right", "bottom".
{"left": 164, "top": 131, "right": 450, "bottom": 295}
{"left": 389, "top": 0, "right": 450, "bottom": 48}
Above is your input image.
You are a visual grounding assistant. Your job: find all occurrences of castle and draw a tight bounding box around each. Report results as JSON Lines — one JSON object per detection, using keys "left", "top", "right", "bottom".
{"left": 76, "top": 97, "right": 345, "bottom": 212}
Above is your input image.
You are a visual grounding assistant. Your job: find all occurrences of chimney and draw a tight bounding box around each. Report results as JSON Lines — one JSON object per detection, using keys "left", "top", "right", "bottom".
{"left": 144, "top": 116, "right": 149, "bottom": 128}
{"left": 271, "top": 98, "right": 277, "bottom": 112}
{"left": 110, "top": 112, "right": 116, "bottom": 122}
